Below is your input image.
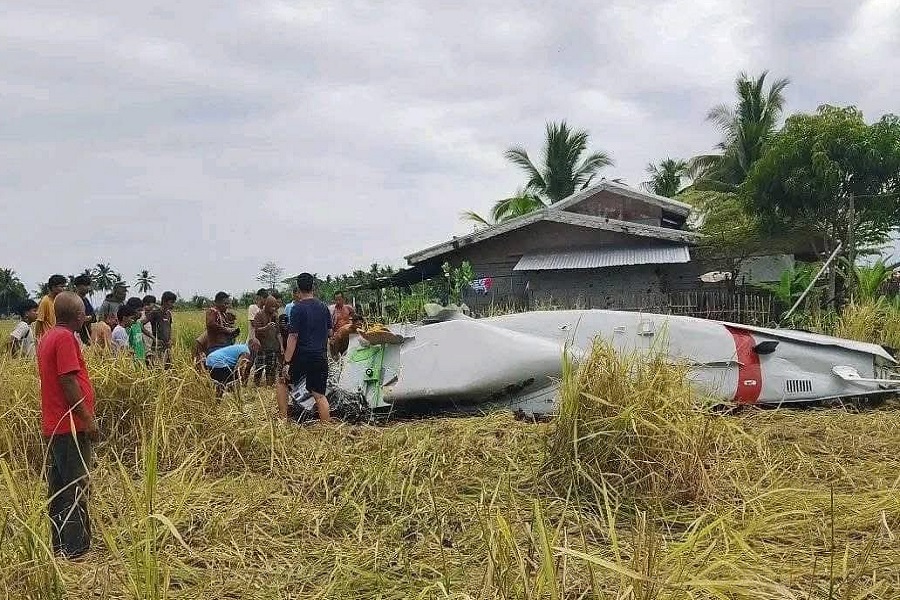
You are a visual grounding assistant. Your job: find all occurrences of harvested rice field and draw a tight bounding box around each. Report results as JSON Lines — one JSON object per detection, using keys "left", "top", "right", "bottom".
{"left": 1, "top": 314, "right": 898, "bottom": 599}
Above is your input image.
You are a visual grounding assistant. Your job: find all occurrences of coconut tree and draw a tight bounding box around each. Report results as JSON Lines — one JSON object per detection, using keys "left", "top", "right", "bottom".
{"left": 690, "top": 71, "right": 789, "bottom": 192}
{"left": 642, "top": 159, "right": 689, "bottom": 198}
{"left": 506, "top": 121, "right": 614, "bottom": 203}
{"left": 93, "top": 263, "right": 116, "bottom": 294}
{"left": 135, "top": 269, "right": 155, "bottom": 294}
{"left": 461, "top": 189, "right": 546, "bottom": 228}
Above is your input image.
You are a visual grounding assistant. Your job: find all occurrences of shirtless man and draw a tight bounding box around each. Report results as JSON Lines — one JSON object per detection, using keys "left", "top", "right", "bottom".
{"left": 330, "top": 291, "right": 354, "bottom": 332}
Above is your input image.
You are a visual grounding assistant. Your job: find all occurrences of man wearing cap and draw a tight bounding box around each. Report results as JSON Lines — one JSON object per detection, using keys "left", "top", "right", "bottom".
{"left": 97, "top": 282, "right": 128, "bottom": 323}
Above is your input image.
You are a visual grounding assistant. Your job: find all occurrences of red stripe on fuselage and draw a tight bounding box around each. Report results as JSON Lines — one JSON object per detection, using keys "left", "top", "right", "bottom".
{"left": 725, "top": 326, "right": 762, "bottom": 404}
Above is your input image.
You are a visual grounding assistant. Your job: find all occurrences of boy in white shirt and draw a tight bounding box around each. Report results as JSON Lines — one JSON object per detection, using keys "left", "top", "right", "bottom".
{"left": 7, "top": 299, "right": 38, "bottom": 358}
{"left": 112, "top": 305, "right": 135, "bottom": 356}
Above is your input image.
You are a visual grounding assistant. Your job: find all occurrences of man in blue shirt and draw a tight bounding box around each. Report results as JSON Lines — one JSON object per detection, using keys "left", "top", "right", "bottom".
{"left": 283, "top": 288, "right": 302, "bottom": 327}
{"left": 206, "top": 338, "right": 260, "bottom": 398}
{"left": 279, "top": 273, "right": 332, "bottom": 422}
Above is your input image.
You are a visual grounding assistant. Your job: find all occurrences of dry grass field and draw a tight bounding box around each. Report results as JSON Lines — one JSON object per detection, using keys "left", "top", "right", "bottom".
{"left": 0, "top": 310, "right": 898, "bottom": 599}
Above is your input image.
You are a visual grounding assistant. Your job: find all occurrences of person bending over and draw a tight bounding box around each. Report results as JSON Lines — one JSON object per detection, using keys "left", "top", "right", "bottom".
{"left": 330, "top": 313, "right": 364, "bottom": 358}
{"left": 206, "top": 339, "right": 260, "bottom": 398}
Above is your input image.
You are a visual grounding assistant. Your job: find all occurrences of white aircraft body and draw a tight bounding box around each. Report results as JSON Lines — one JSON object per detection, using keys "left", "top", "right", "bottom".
{"left": 329, "top": 309, "right": 899, "bottom": 417}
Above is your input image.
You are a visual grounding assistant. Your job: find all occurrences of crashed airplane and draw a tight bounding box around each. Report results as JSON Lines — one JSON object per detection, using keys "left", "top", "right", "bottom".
{"left": 292, "top": 309, "right": 900, "bottom": 421}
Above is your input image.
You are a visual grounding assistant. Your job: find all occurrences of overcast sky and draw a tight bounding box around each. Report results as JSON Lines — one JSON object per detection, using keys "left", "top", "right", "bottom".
{"left": 2, "top": 1, "right": 898, "bottom": 297}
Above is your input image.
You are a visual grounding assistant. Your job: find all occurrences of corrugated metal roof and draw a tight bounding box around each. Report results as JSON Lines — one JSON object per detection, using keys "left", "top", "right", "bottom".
{"left": 513, "top": 246, "right": 691, "bottom": 271}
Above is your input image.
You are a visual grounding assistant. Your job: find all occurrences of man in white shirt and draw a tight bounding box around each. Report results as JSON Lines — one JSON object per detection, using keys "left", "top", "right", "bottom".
{"left": 7, "top": 299, "right": 38, "bottom": 358}
{"left": 248, "top": 288, "right": 268, "bottom": 324}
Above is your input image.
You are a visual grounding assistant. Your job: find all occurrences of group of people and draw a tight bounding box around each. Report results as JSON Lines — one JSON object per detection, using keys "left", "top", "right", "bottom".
{"left": 6, "top": 275, "right": 176, "bottom": 366}
{"left": 13, "top": 271, "right": 359, "bottom": 560}
{"left": 193, "top": 274, "right": 360, "bottom": 423}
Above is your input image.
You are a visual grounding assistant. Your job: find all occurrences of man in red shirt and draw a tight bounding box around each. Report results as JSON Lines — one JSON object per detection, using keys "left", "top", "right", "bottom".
{"left": 37, "top": 291, "right": 98, "bottom": 559}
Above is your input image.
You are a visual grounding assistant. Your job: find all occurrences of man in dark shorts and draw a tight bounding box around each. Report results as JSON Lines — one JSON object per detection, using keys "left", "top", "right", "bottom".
{"left": 205, "top": 339, "right": 259, "bottom": 398}
{"left": 280, "top": 272, "right": 331, "bottom": 422}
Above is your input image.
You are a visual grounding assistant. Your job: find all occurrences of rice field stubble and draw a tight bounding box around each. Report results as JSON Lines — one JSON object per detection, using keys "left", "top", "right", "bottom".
{"left": 0, "top": 311, "right": 898, "bottom": 599}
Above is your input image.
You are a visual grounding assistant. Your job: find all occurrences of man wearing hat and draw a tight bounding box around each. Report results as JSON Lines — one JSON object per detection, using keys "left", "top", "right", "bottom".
{"left": 97, "top": 282, "right": 128, "bottom": 323}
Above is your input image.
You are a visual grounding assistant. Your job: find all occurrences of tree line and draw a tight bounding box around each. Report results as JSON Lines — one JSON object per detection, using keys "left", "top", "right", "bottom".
{"left": 0, "top": 264, "right": 157, "bottom": 317}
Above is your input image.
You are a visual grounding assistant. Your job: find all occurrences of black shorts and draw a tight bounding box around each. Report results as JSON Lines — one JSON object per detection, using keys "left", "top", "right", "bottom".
{"left": 289, "top": 353, "right": 328, "bottom": 395}
{"left": 210, "top": 366, "right": 237, "bottom": 387}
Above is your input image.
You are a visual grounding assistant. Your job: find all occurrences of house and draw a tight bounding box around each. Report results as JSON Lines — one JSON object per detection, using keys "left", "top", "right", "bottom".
{"left": 403, "top": 181, "right": 719, "bottom": 310}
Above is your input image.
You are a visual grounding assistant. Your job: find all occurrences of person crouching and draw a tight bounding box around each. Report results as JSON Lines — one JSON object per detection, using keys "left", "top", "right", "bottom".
{"left": 205, "top": 338, "right": 260, "bottom": 398}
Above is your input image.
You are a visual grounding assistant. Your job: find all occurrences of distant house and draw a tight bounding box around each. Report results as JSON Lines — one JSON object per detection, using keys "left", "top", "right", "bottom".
{"left": 403, "top": 181, "right": 730, "bottom": 310}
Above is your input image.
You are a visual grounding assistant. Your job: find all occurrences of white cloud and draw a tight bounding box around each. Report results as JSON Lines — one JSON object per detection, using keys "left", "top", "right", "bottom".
{"left": 1, "top": 0, "right": 897, "bottom": 296}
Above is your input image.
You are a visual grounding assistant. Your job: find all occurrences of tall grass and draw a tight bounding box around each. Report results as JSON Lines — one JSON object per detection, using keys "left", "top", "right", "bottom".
{"left": 550, "top": 342, "right": 725, "bottom": 505}
{"left": 0, "top": 312, "right": 898, "bottom": 598}
{"left": 833, "top": 298, "right": 900, "bottom": 350}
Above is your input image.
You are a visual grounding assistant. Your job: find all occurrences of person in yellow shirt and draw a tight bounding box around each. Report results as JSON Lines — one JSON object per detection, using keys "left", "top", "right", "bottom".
{"left": 34, "top": 275, "right": 68, "bottom": 342}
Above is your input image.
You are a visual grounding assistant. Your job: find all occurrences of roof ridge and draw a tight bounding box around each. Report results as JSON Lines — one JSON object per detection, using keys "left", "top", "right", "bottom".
{"left": 553, "top": 180, "right": 693, "bottom": 216}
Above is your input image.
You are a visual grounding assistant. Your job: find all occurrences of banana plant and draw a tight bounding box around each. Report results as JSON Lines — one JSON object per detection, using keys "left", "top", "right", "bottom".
{"left": 759, "top": 264, "right": 817, "bottom": 306}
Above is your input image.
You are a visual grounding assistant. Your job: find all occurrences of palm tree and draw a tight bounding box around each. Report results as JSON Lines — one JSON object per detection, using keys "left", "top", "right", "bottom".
{"left": 506, "top": 121, "right": 614, "bottom": 203}
{"left": 461, "top": 189, "right": 546, "bottom": 228}
{"left": 642, "top": 159, "right": 689, "bottom": 198}
{"left": 93, "top": 263, "right": 116, "bottom": 294}
{"left": 0, "top": 268, "right": 28, "bottom": 316}
{"left": 135, "top": 269, "right": 155, "bottom": 294}
{"left": 690, "top": 71, "right": 789, "bottom": 192}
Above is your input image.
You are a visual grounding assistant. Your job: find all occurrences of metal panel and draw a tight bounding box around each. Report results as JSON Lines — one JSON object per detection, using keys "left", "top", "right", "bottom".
{"left": 513, "top": 246, "right": 691, "bottom": 271}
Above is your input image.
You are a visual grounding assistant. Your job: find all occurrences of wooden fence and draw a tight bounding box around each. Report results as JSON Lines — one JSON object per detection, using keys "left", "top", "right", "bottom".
{"left": 597, "top": 290, "right": 776, "bottom": 325}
